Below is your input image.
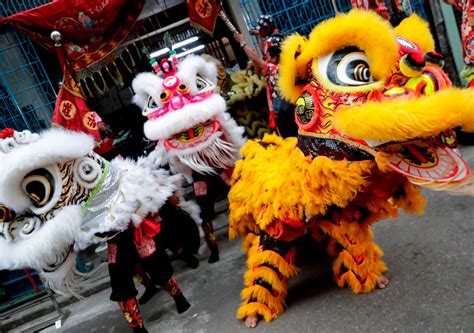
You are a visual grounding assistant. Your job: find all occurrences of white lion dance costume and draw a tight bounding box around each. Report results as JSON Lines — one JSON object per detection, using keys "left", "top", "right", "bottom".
{"left": 228, "top": 10, "right": 474, "bottom": 326}
{"left": 132, "top": 54, "right": 245, "bottom": 263}
{"left": 0, "top": 128, "right": 202, "bottom": 333}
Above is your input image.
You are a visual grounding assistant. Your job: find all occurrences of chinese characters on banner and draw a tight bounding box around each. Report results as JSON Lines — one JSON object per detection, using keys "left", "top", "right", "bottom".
{"left": 186, "top": 0, "right": 221, "bottom": 36}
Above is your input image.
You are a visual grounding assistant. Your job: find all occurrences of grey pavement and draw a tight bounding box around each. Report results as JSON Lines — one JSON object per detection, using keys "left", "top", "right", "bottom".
{"left": 9, "top": 147, "right": 474, "bottom": 333}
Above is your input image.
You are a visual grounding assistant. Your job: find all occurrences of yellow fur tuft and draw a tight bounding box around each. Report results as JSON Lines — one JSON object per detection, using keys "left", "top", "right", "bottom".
{"left": 241, "top": 285, "right": 285, "bottom": 315}
{"left": 332, "top": 245, "right": 387, "bottom": 279}
{"left": 336, "top": 269, "right": 384, "bottom": 293}
{"left": 241, "top": 233, "right": 258, "bottom": 254}
{"left": 279, "top": 34, "right": 308, "bottom": 102}
{"left": 374, "top": 151, "right": 392, "bottom": 172}
{"left": 394, "top": 14, "right": 435, "bottom": 54}
{"left": 237, "top": 302, "right": 274, "bottom": 322}
{"left": 297, "top": 10, "right": 398, "bottom": 84}
{"left": 392, "top": 181, "right": 426, "bottom": 215}
{"left": 229, "top": 134, "right": 375, "bottom": 234}
{"left": 244, "top": 266, "right": 288, "bottom": 296}
{"left": 247, "top": 249, "right": 299, "bottom": 279}
{"left": 333, "top": 88, "right": 474, "bottom": 142}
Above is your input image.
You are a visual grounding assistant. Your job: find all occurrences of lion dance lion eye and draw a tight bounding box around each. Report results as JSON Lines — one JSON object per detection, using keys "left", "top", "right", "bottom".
{"left": 159, "top": 91, "right": 171, "bottom": 102}
{"left": 318, "top": 47, "right": 374, "bottom": 87}
{"left": 177, "top": 83, "right": 189, "bottom": 94}
{"left": 22, "top": 168, "right": 55, "bottom": 208}
{"left": 147, "top": 96, "right": 159, "bottom": 109}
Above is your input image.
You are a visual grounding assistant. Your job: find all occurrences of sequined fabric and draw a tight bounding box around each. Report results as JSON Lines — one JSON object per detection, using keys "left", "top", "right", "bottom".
{"left": 81, "top": 162, "right": 122, "bottom": 233}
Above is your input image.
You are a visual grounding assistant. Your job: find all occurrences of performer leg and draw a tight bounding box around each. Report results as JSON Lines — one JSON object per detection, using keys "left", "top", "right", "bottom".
{"left": 107, "top": 231, "right": 147, "bottom": 332}
{"left": 194, "top": 177, "right": 219, "bottom": 263}
{"left": 117, "top": 297, "right": 148, "bottom": 333}
{"left": 319, "top": 207, "right": 388, "bottom": 293}
{"left": 237, "top": 232, "right": 298, "bottom": 327}
{"left": 134, "top": 264, "right": 159, "bottom": 305}
{"left": 137, "top": 234, "right": 191, "bottom": 314}
{"left": 158, "top": 202, "right": 200, "bottom": 269}
{"left": 161, "top": 276, "right": 191, "bottom": 314}
{"left": 201, "top": 218, "right": 219, "bottom": 263}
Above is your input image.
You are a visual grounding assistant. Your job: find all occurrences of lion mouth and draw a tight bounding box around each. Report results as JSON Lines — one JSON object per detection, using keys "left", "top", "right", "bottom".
{"left": 164, "top": 119, "right": 220, "bottom": 150}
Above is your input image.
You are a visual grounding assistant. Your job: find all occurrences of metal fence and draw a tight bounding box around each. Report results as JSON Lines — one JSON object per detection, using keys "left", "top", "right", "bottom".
{"left": 0, "top": 0, "right": 56, "bottom": 132}
{"left": 239, "top": 0, "right": 427, "bottom": 36}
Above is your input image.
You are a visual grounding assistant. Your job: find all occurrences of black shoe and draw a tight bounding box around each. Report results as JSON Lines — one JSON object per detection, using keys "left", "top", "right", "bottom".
{"left": 182, "top": 254, "right": 199, "bottom": 269}
{"left": 208, "top": 247, "right": 219, "bottom": 263}
{"left": 132, "top": 326, "right": 148, "bottom": 333}
{"left": 174, "top": 293, "right": 191, "bottom": 314}
{"left": 139, "top": 285, "right": 159, "bottom": 305}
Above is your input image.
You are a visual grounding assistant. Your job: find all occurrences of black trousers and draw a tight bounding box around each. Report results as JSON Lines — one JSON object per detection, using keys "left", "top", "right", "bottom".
{"left": 192, "top": 171, "right": 230, "bottom": 222}
{"left": 107, "top": 229, "right": 173, "bottom": 301}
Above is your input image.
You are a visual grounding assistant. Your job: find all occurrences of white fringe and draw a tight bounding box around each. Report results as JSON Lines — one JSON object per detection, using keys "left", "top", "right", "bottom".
{"left": 105, "top": 157, "right": 182, "bottom": 231}
{"left": 175, "top": 132, "right": 237, "bottom": 175}
{"left": 42, "top": 252, "right": 108, "bottom": 298}
{"left": 0, "top": 205, "right": 82, "bottom": 271}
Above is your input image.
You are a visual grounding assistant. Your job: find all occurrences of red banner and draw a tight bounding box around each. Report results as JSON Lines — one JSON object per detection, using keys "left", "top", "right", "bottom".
{"left": 52, "top": 59, "right": 102, "bottom": 141}
{"left": 0, "top": 0, "right": 144, "bottom": 141}
{"left": 187, "top": 0, "right": 221, "bottom": 36}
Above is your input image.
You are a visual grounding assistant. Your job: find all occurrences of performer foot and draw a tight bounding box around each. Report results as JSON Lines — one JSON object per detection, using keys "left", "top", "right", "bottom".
{"left": 244, "top": 314, "right": 260, "bottom": 328}
{"left": 377, "top": 275, "right": 389, "bottom": 289}
{"left": 174, "top": 293, "right": 191, "bottom": 314}
{"left": 208, "top": 247, "right": 219, "bottom": 263}
{"left": 139, "top": 285, "right": 159, "bottom": 305}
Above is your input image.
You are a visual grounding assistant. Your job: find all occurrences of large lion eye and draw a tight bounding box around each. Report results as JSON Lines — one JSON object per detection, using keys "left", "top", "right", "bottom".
{"left": 177, "top": 83, "right": 189, "bottom": 94}
{"left": 318, "top": 47, "right": 374, "bottom": 86}
{"left": 195, "top": 74, "right": 214, "bottom": 92}
{"left": 147, "top": 95, "right": 159, "bottom": 108}
{"left": 22, "top": 169, "right": 55, "bottom": 208}
{"left": 159, "top": 91, "right": 170, "bottom": 103}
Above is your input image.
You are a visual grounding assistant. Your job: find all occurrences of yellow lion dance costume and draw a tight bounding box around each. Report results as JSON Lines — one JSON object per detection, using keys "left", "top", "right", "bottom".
{"left": 228, "top": 10, "right": 474, "bottom": 326}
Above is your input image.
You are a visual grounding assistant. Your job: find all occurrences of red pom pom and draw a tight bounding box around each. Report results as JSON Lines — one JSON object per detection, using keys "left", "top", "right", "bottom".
{"left": 0, "top": 128, "right": 15, "bottom": 139}
{"left": 409, "top": 52, "right": 425, "bottom": 65}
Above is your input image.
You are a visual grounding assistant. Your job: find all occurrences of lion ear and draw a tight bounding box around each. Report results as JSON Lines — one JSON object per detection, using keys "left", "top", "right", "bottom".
{"left": 394, "top": 14, "right": 435, "bottom": 54}
{"left": 279, "top": 34, "right": 308, "bottom": 103}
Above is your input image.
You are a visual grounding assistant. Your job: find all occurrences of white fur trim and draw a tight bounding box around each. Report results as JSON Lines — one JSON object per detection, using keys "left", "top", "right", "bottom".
{"left": 176, "top": 55, "right": 218, "bottom": 95}
{"left": 149, "top": 113, "right": 246, "bottom": 178}
{"left": 102, "top": 157, "right": 182, "bottom": 231}
{"left": 216, "top": 112, "right": 247, "bottom": 154}
{"left": 41, "top": 252, "right": 81, "bottom": 296}
{"left": 0, "top": 129, "right": 94, "bottom": 212}
{"left": 131, "top": 72, "right": 164, "bottom": 110}
{"left": 143, "top": 94, "right": 227, "bottom": 140}
{"left": 169, "top": 131, "right": 237, "bottom": 174}
{"left": 0, "top": 205, "right": 82, "bottom": 270}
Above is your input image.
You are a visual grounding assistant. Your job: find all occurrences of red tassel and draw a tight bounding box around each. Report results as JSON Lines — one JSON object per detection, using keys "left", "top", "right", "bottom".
{"left": 269, "top": 111, "right": 277, "bottom": 129}
{"left": 0, "top": 128, "right": 14, "bottom": 138}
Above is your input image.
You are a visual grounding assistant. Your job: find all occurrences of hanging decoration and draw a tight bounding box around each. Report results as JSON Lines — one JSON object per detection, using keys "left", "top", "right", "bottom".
{"left": 187, "top": 0, "right": 239, "bottom": 36}
{"left": 0, "top": 0, "right": 145, "bottom": 141}
{"left": 186, "top": 0, "right": 221, "bottom": 35}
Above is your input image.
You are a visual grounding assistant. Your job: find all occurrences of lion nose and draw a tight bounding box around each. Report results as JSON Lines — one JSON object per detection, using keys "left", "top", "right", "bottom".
{"left": 0, "top": 205, "right": 15, "bottom": 222}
